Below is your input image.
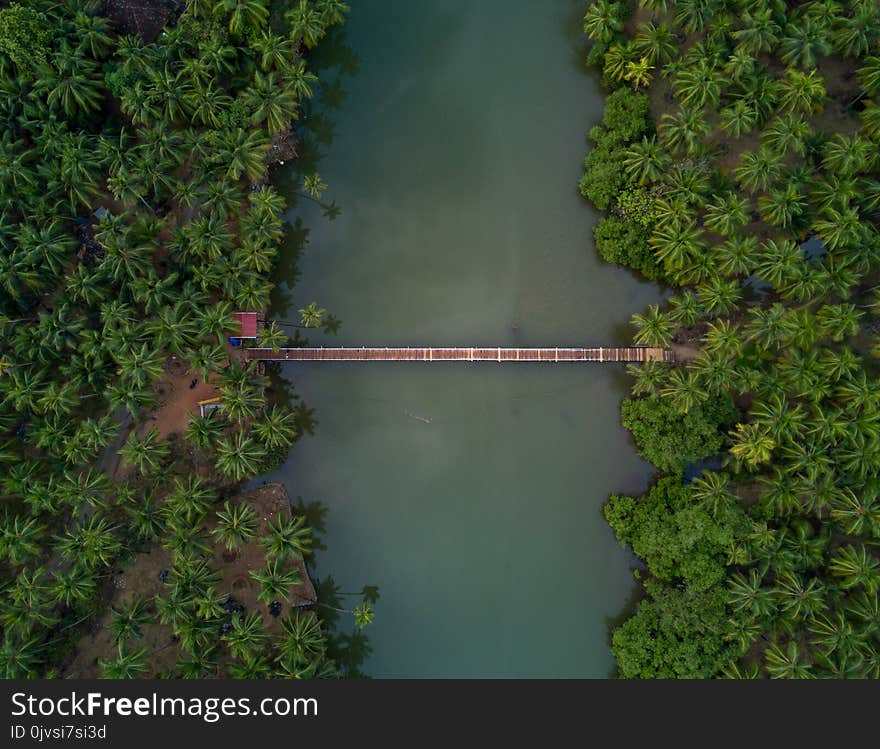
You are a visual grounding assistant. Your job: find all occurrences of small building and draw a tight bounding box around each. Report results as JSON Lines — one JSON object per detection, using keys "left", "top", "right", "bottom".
{"left": 198, "top": 397, "right": 223, "bottom": 418}
{"left": 232, "top": 312, "right": 259, "bottom": 339}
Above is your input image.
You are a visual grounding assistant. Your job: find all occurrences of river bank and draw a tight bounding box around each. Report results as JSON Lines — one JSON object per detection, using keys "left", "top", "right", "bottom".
{"left": 266, "top": 0, "right": 663, "bottom": 677}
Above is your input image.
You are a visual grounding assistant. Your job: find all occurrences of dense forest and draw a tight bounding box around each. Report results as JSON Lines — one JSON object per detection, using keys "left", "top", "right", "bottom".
{"left": 0, "top": 0, "right": 376, "bottom": 678}
{"left": 583, "top": 0, "right": 880, "bottom": 677}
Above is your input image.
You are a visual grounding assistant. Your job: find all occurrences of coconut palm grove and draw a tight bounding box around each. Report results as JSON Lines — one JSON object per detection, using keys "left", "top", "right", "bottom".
{"left": 584, "top": 0, "right": 880, "bottom": 678}
{"left": 0, "top": 0, "right": 377, "bottom": 679}
{"left": 1, "top": 0, "right": 879, "bottom": 680}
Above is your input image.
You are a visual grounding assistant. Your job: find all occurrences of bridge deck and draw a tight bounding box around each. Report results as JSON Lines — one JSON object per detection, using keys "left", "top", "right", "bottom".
{"left": 242, "top": 347, "right": 671, "bottom": 363}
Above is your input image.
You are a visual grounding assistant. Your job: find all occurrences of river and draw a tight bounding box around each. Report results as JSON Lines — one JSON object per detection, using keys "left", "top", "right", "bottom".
{"left": 264, "top": 0, "right": 661, "bottom": 677}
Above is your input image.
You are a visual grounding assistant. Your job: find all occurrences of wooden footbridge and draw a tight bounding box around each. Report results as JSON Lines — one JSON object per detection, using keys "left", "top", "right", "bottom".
{"left": 242, "top": 346, "right": 671, "bottom": 363}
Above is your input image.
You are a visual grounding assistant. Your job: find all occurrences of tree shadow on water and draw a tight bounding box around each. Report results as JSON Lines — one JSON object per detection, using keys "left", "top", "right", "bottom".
{"left": 564, "top": 0, "right": 593, "bottom": 76}
{"left": 309, "top": 26, "right": 361, "bottom": 78}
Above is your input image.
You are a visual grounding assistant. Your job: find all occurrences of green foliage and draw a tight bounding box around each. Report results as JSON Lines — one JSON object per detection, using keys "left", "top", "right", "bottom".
{"left": 590, "top": 0, "right": 880, "bottom": 679}
{"left": 605, "top": 477, "right": 748, "bottom": 591}
{"left": 0, "top": 3, "right": 52, "bottom": 73}
{"left": 0, "top": 0, "right": 359, "bottom": 681}
{"left": 614, "top": 187, "right": 659, "bottom": 227}
{"left": 579, "top": 88, "right": 650, "bottom": 210}
{"left": 594, "top": 215, "right": 663, "bottom": 280}
{"left": 621, "top": 395, "right": 737, "bottom": 474}
{"left": 612, "top": 579, "right": 735, "bottom": 679}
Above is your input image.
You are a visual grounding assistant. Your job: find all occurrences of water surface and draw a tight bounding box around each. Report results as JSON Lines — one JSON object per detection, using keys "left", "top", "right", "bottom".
{"left": 266, "top": 0, "right": 661, "bottom": 677}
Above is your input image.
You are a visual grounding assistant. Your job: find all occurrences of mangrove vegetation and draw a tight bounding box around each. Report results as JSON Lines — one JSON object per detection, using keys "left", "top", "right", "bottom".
{"left": 583, "top": 0, "right": 880, "bottom": 677}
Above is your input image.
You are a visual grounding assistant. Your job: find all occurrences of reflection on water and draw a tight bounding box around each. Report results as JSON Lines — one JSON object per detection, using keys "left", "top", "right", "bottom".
{"left": 264, "top": 0, "right": 662, "bottom": 677}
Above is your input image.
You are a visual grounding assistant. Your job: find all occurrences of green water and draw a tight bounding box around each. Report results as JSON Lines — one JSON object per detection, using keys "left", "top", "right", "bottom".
{"left": 266, "top": 0, "right": 661, "bottom": 676}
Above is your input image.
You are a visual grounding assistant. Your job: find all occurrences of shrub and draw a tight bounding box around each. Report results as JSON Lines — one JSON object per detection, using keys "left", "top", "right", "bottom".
{"left": 621, "top": 395, "right": 738, "bottom": 474}
{"left": 612, "top": 579, "right": 735, "bottom": 679}
{"left": 594, "top": 215, "right": 664, "bottom": 279}
{"left": 605, "top": 477, "right": 747, "bottom": 591}
{"left": 579, "top": 89, "right": 650, "bottom": 210}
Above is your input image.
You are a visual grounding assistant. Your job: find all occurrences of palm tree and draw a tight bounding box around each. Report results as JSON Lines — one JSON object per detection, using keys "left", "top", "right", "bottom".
{"left": 816, "top": 303, "right": 863, "bottom": 342}
{"left": 758, "top": 183, "right": 808, "bottom": 229}
{"left": 673, "top": 61, "right": 723, "bottom": 109}
{"left": 213, "top": 0, "right": 269, "bottom": 35}
{"left": 252, "top": 406, "right": 298, "bottom": 449}
{"left": 128, "top": 493, "right": 163, "bottom": 542}
{"left": 212, "top": 501, "right": 259, "bottom": 550}
{"left": 163, "top": 476, "right": 215, "bottom": 527}
{"left": 99, "top": 643, "right": 149, "bottom": 679}
{"left": 55, "top": 515, "right": 122, "bottom": 568}
{"left": 713, "top": 235, "right": 758, "bottom": 277}
{"left": 260, "top": 514, "right": 312, "bottom": 562}
{"left": 278, "top": 611, "right": 326, "bottom": 666}
{"left": 50, "top": 566, "right": 97, "bottom": 608}
{"left": 227, "top": 651, "right": 272, "bottom": 679}
{"left": 729, "top": 422, "right": 775, "bottom": 468}
{"left": 775, "top": 573, "right": 826, "bottom": 622}
{"left": 697, "top": 277, "right": 742, "bottom": 316}
{"left": 659, "top": 107, "right": 710, "bottom": 154}
{"left": 582, "top": 0, "right": 623, "bottom": 43}
{"left": 690, "top": 471, "right": 735, "bottom": 517}
{"left": 780, "top": 17, "right": 832, "bottom": 69}
{"left": 110, "top": 597, "right": 154, "bottom": 642}
{"left": 750, "top": 393, "right": 806, "bottom": 443}
{"left": 219, "top": 128, "right": 270, "bottom": 182}
{"left": 250, "top": 560, "right": 303, "bottom": 604}
{"left": 106, "top": 381, "right": 157, "bottom": 419}
{"left": 244, "top": 71, "right": 300, "bottom": 134}
{"left": 753, "top": 239, "right": 801, "bottom": 288}
{"left": 119, "top": 427, "right": 169, "bottom": 475}
{"left": 666, "top": 291, "right": 702, "bottom": 326}
{"left": 0, "top": 511, "right": 45, "bottom": 566}
{"left": 673, "top": 0, "right": 715, "bottom": 34}
{"left": 732, "top": 10, "right": 780, "bottom": 55}
{"left": 145, "top": 304, "right": 199, "bottom": 357}
{"left": 761, "top": 113, "right": 811, "bottom": 156}
{"left": 830, "top": 489, "right": 880, "bottom": 537}
{"left": 649, "top": 220, "right": 704, "bottom": 271}
{"left": 630, "top": 305, "right": 674, "bottom": 347}
{"left": 626, "top": 360, "right": 669, "bottom": 397}
{"left": 623, "top": 136, "right": 669, "bottom": 185}
{"left": 720, "top": 100, "right": 759, "bottom": 137}
{"left": 187, "top": 342, "right": 228, "bottom": 383}
{"left": 733, "top": 146, "right": 783, "bottom": 192}
{"left": 632, "top": 21, "right": 677, "bottom": 66}
{"left": 0, "top": 632, "right": 43, "bottom": 679}
{"left": 177, "top": 646, "right": 220, "bottom": 679}
{"left": 623, "top": 57, "right": 654, "bottom": 90}
{"left": 829, "top": 545, "right": 879, "bottom": 593}
{"left": 184, "top": 412, "right": 226, "bottom": 450}
{"left": 822, "top": 134, "right": 875, "bottom": 176}
{"left": 727, "top": 569, "right": 777, "bottom": 621}
{"left": 215, "top": 430, "right": 266, "bottom": 481}
{"left": 764, "top": 641, "right": 812, "bottom": 679}
{"left": 256, "top": 320, "right": 287, "bottom": 351}
{"left": 44, "top": 53, "right": 103, "bottom": 116}
{"left": 691, "top": 348, "right": 737, "bottom": 395}
{"left": 287, "top": 0, "right": 329, "bottom": 48}
{"left": 223, "top": 611, "right": 267, "bottom": 659}
{"left": 776, "top": 68, "right": 826, "bottom": 114}
{"left": 833, "top": 7, "right": 879, "bottom": 58}
{"left": 252, "top": 33, "right": 293, "bottom": 71}
{"left": 859, "top": 56, "right": 880, "bottom": 97}
{"left": 813, "top": 205, "right": 864, "bottom": 250}
{"left": 809, "top": 611, "right": 865, "bottom": 664}
{"left": 220, "top": 381, "right": 265, "bottom": 422}
{"left": 660, "top": 368, "right": 707, "bottom": 414}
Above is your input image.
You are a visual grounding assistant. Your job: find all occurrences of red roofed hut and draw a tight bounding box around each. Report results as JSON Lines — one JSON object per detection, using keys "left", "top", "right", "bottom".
{"left": 233, "top": 312, "right": 259, "bottom": 339}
